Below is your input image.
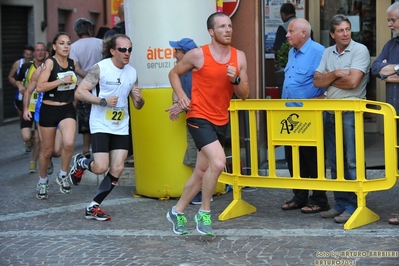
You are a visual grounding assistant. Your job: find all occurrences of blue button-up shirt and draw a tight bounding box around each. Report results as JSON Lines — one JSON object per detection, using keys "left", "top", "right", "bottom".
{"left": 282, "top": 38, "right": 325, "bottom": 101}
{"left": 371, "top": 37, "right": 399, "bottom": 114}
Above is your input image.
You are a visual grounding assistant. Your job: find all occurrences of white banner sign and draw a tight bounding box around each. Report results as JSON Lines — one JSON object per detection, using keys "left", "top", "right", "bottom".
{"left": 125, "top": 0, "right": 215, "bottom": 88}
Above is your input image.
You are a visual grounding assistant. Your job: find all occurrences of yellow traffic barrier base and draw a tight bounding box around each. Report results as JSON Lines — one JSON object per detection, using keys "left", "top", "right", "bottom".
{"left": 218, "top": 182, "right": 257, "bottom": 220}
{"left": 344, "top": 206, "right": 380, "bottom": 230}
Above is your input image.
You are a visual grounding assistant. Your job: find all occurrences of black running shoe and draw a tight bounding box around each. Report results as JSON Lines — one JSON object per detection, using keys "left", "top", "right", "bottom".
{"left": 69, "top": 153, "right": 86, "bottom": 186}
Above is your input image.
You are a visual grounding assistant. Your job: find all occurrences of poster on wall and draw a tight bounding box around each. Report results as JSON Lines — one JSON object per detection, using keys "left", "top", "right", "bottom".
{"left": 125, "top": 0, "right": 214, "bottom": 88}
{"left": 265, "top": 0, "right": 306, "bottom": 51}
{"left": 111, "top": 0, "right": 124, "bottom": 27}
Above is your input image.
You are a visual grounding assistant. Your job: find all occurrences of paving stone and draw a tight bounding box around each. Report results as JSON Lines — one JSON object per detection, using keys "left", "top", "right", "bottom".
{"left": 1, "top": 121, "right": 398, "bottom": 266}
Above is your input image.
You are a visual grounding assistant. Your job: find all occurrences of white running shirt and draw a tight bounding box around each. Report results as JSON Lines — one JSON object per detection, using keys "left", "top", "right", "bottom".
{"left": 89, "top": 58, "right": 137, "bottom": 135}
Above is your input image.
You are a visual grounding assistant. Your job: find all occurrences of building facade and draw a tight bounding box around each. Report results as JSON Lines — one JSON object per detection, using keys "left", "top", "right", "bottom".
{"left": 0, "top": 0, "right": 395, "bottom": 133}
{"left": 0, "top": 0, "right": 111, "bottom": 124}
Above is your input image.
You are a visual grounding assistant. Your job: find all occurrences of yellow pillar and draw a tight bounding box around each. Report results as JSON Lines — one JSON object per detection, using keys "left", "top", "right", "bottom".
{"left": 125, "top": 0, "right": 217, "bottom": 198}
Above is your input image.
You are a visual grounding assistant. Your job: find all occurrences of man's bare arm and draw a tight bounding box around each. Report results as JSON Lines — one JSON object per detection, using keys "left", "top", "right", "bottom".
{"left": 8, "top": 60, "right": 19, "bottom": 87}
{"left": 168, "top": 48, "right": 201, "bottom": 110}
{"left": 385, "top": 74, "right": 399, "bottom": 83}
{"left": 314, "top": 69, "right": 350, "bottom": 88}
{"left": 75, "top": 64, "right": 100, "bottom": 103}
{"left": 130, "top": 83, "right": 145, "bottom": 110}
{"left": 331, "top": 69, "right": 364, "bottom": 89}
{"left": 75, "top": 64, "right": 119, "bottom": 108}
{"left": 379, "top": 64, "right": 397, "bottom": 76}
{"left": 74, "top": 61, "right": 88, "bottom": 79}
{"left": 22, "top": 67, "right": 41, "bottom": 121}
{"left": 233, "top": 50, "right": 249, "bottom": 100}
{"left": 314, "top": 71, "right": 336, "bottom": 88}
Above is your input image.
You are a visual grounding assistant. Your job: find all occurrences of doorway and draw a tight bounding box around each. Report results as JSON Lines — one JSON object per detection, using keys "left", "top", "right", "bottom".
{"left": 0, "top": 5, "right": 30, "bottom": 124}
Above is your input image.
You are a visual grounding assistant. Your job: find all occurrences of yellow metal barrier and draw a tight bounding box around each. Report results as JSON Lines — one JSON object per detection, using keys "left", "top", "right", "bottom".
{"left": 218, "top": 99, "right": 398, "bottom": 230}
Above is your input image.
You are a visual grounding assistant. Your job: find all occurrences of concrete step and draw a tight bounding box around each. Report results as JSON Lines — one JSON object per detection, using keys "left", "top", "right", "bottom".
{"left": 79, "top": 167, "right": 386, "bottom": 188}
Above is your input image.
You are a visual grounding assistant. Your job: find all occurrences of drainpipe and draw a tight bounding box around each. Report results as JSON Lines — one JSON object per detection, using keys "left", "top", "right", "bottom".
{"left": 41, "top": 0, "right": 47, "bottom": 31}
{"left": 103, "top": 0, "right": 107, "bottom": 25}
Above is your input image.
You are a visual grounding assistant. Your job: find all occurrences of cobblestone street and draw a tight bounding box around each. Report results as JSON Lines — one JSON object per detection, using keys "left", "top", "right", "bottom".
{"left": 1, "top": 121, "right": 398, "bottom": 266}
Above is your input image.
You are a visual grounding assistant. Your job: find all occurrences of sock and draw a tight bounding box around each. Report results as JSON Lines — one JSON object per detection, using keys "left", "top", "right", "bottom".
{"left": 80, "top": 158, "right": 93, "bottom": 171}
{"left": 38, "top": 176, "right": 48, "bottom": 184}
{"left": 93, "top": 173, "right": 118, "bottom": 204}
{"left": 198, "top": 209, "right": 211, "bottom": 214}
{"left": 87, "top": 201, "right": 99, "bottom": 211}
{"left": 59, "top": 170, "right": 67, "bottom": 178}
{"left": 172, "top": 206, "right": 184, "bottom": 215}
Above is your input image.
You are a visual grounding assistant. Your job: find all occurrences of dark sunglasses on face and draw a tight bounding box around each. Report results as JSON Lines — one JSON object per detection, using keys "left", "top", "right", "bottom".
{"left": 174, "top": 48, "right": 186, "bottom": 54}
{"left": 117, "top": 47, "right": 132, "bottom": 53}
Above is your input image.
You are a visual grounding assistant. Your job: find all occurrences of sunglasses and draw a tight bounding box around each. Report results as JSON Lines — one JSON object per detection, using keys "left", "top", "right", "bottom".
{"left": 174, "top": 48, "right": 186, "bottom": 54}
{"left": 117, "top": 47, "right": 132, "bottom": 53}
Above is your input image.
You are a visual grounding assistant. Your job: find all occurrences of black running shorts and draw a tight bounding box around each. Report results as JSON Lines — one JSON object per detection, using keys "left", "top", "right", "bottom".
{"left": 39, "top": 102, "right": 76, "bottom": 127}
{"left": 14, "top": 100, "right": 23, "bottom": 112}
{"left": 91, "top": 133, "right": 129, "bottom": 153}
{"left": 186, "top": 118, "right": 228, "bottom": 151}
{"left": 20, "top": 112, "right": 35, "bottom": 129}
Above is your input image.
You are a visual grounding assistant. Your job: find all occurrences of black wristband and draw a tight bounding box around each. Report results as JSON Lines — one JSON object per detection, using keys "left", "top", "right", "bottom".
{"left": 231, "top": 76, "right": 241, "bottom": 85}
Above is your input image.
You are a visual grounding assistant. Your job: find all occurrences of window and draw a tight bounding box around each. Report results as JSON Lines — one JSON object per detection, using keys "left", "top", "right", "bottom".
{"left": 320, "top": 0, "right": 376, "bottom": 56}
{"left": 58, "top": 8, "right": 72, "bottom": 33}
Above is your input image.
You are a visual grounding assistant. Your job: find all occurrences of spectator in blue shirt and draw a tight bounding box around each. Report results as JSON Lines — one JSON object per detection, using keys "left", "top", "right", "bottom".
{"left": 280, "top": 18, "right": 329, "bottom": 214}
{"left": 371, "top": 2, "right": 399, "bottom": 226}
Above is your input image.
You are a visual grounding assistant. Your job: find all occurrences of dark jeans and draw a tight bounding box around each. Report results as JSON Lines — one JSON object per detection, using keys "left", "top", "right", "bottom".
{"left": 323, "top": 111, "right": 357, "bottom": 214}
{"left": 284, "top": 145, "right": 328, "bottom": 206}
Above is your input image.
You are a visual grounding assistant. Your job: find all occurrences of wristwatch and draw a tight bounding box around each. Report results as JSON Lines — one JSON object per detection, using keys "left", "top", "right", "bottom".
{"left": 394, "top": 64, "right": 399, "bottom": 72}
{"left": 231, "top": 76, "right": 241, "bottom": 85}
{"left": 99, "top": 98, "right": 107, "bottom": 107}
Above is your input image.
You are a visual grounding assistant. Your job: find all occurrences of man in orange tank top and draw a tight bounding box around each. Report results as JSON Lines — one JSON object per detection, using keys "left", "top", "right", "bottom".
{"left": 166, "top": 12, "right": 249, "bottom": 236}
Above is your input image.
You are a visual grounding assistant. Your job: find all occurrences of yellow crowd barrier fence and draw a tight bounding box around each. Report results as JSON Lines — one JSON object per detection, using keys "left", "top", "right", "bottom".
{"left": 218, "top": 99, "right": 398, "bottom": 230}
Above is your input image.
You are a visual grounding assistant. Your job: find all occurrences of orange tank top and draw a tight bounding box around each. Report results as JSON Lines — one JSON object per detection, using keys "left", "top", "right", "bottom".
{"left": 187, "top": 44, "right": 238, "bottom": 125}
